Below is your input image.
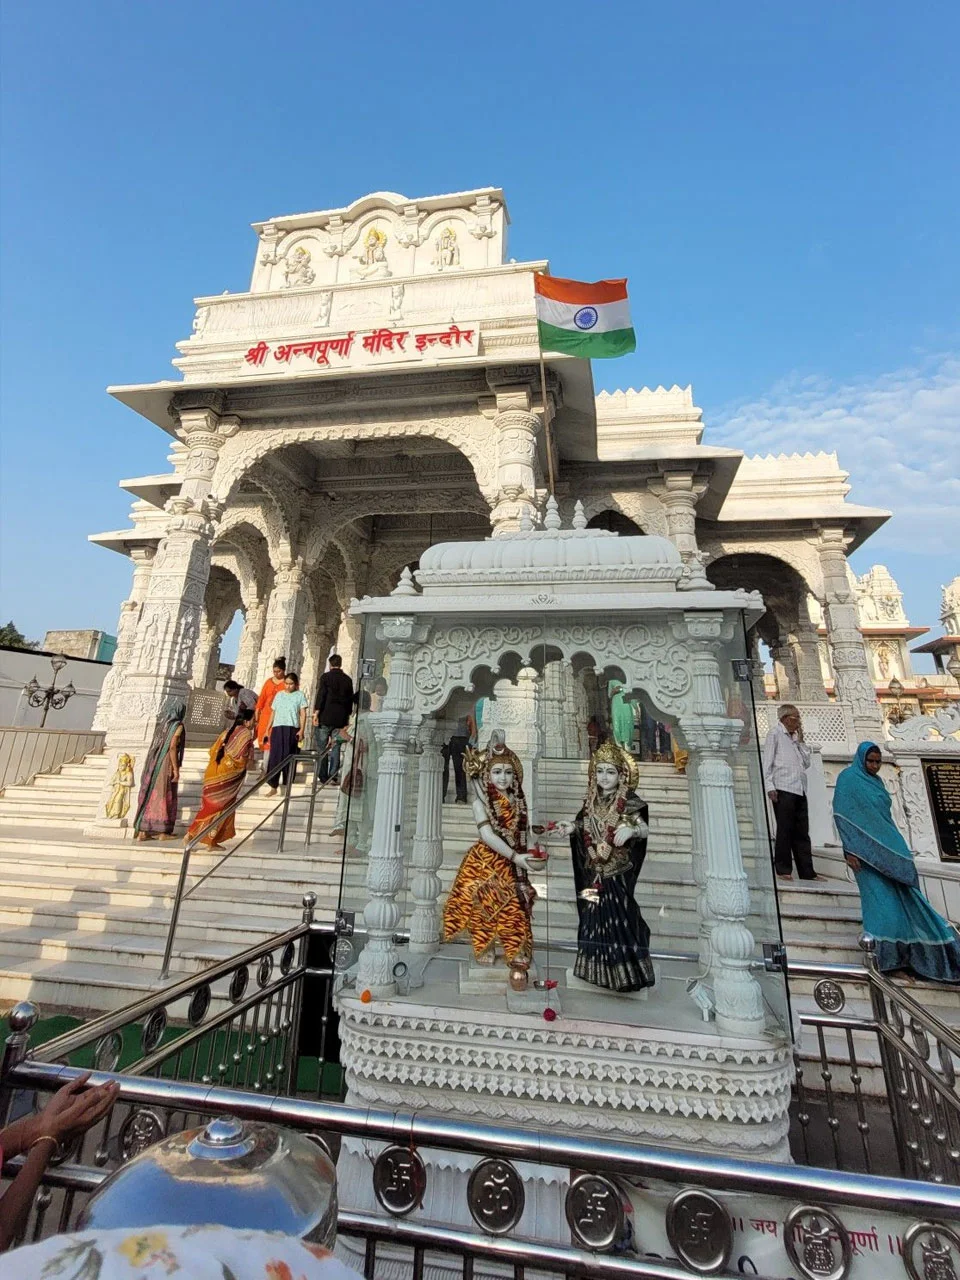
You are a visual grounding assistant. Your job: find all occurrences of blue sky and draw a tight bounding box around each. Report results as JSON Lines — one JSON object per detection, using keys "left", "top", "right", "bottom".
{"left": 2, "top": 1, "right": 957, "bottom": 661}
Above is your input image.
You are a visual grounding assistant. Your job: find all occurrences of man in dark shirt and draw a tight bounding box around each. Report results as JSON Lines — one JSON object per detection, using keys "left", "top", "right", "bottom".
{"left": 312, "top": 655, "right": 354, "bottom": 782}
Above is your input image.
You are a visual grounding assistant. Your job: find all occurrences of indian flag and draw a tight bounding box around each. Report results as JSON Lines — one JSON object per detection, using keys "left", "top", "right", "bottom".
{"left": 534, "top": 275, "right": 636, "bottom": 358}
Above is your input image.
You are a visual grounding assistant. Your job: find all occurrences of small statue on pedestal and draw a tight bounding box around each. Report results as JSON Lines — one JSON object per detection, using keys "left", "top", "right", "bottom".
{"left": 442, "top": 735, "right": 542, "bottom": 991}
{"left": 558, "top": 741, "right": 655, "bottom": 993}
{"left": 104, "top": 753, "right": 135, "bottom": 821}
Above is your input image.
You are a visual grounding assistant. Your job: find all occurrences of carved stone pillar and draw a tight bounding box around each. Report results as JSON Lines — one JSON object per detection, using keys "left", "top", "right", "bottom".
{"left": 92, "top": 544, "right": 156, "bottom": 732}
{"left": 335, "top": 604, "right": 364, "bottom": 682}
{"left": 233, "top": 598, "right": 267, "bottom": 688}
{"left": 789, "top": 620, "right": 829, "bottom": 703}
{"left": 680, "top": 613, "right": 765, "bottom": 1038}
{"left": 648, "top": 472, "right": 710, "bottom": 586}
{"left": 488, "top": 390, "right": 541, "bottom": 536}
{"left": 356, "top": 616, "right": 429, "bottom": 997}
{"left": 191, "top": 619, "right": 220, "bottom": 689}
{"left": 89, "top": 396, "right": 234, "bottom": 835}
{"left": 770, "top": 643, "right": 797, "bottom": 701}
{"left": 817, "top": 529, "right": 883, "bottom": 741}
{"left": 256, "top": 562, "right": 308, "bottom": 686}
{"left": 408, "top": 719, "right": 445, "bottom": 956}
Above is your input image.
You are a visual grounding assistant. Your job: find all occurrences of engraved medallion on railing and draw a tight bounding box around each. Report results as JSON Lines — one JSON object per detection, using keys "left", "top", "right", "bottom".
{"left": 564, "top": 1173, "right": 624, "bottom": 1252}
{"left": 784, "top": 1205, "right": 852, "bottom": 1280}
{"left": 373, "top": 1145, "right": 427, "bottom": 1217}
{"left": 93, "top": 1031, "right": 123, "bottom": 1074}
{"left": 229, "top": 965, "right": 249, "bottom": 1003}
{"left": 467, "top": 1157, "right": 525, "bottom": 1235}
{"left": 188, "top": 983, "right": 211, "bottom": 1028}
{"left": 903, "top": 1222, "right": 960, "bottom": 1280}
{"left": 119, "top": 1109, "right": 166, "bottom": 1162}
{"left": 140, "top": 1008, "right": 167, "bottom": 1055}
{"left": 813, "top": 980, "right": 846, "bottom": 1014}
{"left": 666, "top": 1188, "right": 733, "bottom": 1274}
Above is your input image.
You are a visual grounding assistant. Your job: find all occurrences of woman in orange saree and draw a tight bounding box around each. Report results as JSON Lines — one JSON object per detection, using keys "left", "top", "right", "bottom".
{"left": 186, "top": 693, "right": 256, "bottom": 850}
{"left": 255, "top": 657, "right": 286, "bottom": 751}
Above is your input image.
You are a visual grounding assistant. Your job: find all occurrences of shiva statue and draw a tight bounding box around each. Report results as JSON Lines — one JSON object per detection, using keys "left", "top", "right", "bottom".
{"left": 442, "top": 734, "right": 541, "bottom": 991}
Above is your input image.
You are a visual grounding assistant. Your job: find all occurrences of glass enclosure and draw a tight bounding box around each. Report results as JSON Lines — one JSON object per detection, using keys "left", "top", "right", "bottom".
{"left": 331, "top": 605, "right": 790, "bottom": 1044}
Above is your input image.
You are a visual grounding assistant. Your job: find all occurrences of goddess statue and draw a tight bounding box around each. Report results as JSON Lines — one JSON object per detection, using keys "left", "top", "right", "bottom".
{"left": 442, "top": 735, "right": 541, "bottom": 991}
{"left": 558, "top": 741, "right": 655, "bottom": 993}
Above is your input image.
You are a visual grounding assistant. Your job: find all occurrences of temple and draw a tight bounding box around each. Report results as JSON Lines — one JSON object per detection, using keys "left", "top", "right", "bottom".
{"left": 89, "top": 186, "right": 894, "bottom": 771}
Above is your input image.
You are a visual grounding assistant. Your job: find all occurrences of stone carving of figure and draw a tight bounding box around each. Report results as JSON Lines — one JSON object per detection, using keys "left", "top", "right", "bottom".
{"left": 442, "top": 734, "right": 541, "bottom": 991}
{"left": 942, "top": 577, "right": 960, "bottom": 636}
{"left": 434, "top": 225, "right": 460, "bottom": 269}
{"left": 354, "top": 226, "right": 390, "bottom": 278}
{"left": 317, "top": 290, "right": 333, "bottom": 327}
{"left": 876, "top": 642, "right": 892, "bottom": 680}
{"left": 283, "top": 245, "right": 316, "bottom": 288}
{"left": 556, "top": 741, "right": 655, "bottom": 992}
{"left": 389, "top": 283, "right": 404, "bottom": 319}
{"left": 104, "top": 753, "right": 135, "bottom": 820}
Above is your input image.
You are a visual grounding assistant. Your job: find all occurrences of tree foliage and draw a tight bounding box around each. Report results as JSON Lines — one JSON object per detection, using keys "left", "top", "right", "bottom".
{"left": 0, "top": 620, "right": 39, "bottom": 650}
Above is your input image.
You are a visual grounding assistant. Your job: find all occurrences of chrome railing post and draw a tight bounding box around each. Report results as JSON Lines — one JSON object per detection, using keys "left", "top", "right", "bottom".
{"left": 160, "top": 844, "right": 193, "bottom": 980}
{"left": 0, "top": 1001, "right": 39, "bottom": 1127}
{"left": 304, "top": 747, "right": 321, "bottom": 847}
{"left": 276, "top": 753, "right": 299, "bottom": 853}
{"left": 285, "top": 891, "right": 316, "bottom": 1094}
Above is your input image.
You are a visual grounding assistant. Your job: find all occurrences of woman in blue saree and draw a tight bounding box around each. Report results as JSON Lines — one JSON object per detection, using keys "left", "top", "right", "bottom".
{"left": 833, "top": 742, "right": 960, "bottom": 982}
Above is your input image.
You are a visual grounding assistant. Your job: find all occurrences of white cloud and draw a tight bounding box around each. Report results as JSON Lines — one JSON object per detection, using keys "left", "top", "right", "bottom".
{"left": 711, "top": 351, "right": 960, "bottom": 556}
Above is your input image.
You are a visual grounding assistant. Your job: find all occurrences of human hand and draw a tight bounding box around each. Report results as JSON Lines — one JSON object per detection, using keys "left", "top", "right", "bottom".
{"left": 27, "top": 1074, "right": 120, "bottom": 1146}
{"left": 767, "top": 790, "right": 778, "bottom": 803}
{"left": 845, "top": 853, "right": 862, "bottom": 872}
{"left": 514, "top": 851, "right": 545, "bottom": 874}
{"left": 553, "top": 820, "right": 575, "bottom": 837}
{"left": 312, "top": 712, "right": 319, "bottom": 726}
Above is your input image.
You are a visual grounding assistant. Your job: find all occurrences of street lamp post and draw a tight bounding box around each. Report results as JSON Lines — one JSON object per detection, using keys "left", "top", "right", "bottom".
{"left": 23, "top": 655, "right": 76, "bottom": 728}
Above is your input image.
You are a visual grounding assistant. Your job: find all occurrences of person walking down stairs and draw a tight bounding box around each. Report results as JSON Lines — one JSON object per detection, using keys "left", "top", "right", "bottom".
{"left": 762, "top": 704, "right": 822, "bottom": 882}
{"left": 265, "top": 673, "right": 309, "bottom": 797}
{"left": 132, "top": 698, "right": 186, "bottom": 842}
{"left": 185, "top": 691, "right": 257, "bottom": 851}
{"left": 833, "top": 742, "right": 960, "bottom": 983}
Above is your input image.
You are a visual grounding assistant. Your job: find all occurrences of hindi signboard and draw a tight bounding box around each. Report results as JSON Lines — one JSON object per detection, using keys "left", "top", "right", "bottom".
{"left": 923, "top": 758, "right": 960, "bottom": 860}
{"left": 242, "top": 323, "right": 478, "bottom": 375}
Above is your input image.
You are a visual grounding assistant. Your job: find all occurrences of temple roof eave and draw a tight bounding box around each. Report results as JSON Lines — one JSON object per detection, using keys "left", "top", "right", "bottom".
{"left": 711, "top": 503, "right": 890, "bottom": 552}
{"left": 119, "top": 473, "right": 182, "bottom": 505}
{"left": 89, "top": 529, "right": 161, "bottom": 558}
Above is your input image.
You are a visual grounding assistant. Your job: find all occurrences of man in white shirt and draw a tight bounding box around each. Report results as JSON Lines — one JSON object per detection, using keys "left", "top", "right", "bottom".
{"left": 762, "top": 704, "right": 820, "bottom": 881}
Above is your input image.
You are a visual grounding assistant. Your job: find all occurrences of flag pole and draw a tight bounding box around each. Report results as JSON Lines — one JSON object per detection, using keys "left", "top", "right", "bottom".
{"left": 538, "top": 343, "right": 557, "bottom": 498}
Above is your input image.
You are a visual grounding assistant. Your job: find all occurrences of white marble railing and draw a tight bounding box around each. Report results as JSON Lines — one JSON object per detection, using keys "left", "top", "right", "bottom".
{"left": 753, "top": 700, "right": 856, "bottom": 751}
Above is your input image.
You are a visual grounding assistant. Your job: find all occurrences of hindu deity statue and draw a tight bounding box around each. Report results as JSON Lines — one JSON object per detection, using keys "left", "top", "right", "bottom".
{"left": 442, "top": 735, "right": 540, "bottom": 991}
{"left": 557, "top": 741, "right": 655, "bottom": 993}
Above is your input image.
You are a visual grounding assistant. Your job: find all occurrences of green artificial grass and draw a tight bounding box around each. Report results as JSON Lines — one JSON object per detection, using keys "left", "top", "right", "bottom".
{"left": 1, "top": 1013, "right": 343, "bottom": 1097}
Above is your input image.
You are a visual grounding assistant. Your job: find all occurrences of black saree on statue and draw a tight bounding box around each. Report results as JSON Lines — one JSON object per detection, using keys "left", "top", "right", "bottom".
{"left": 570, "top": 790, "right": 655, "bottom": 992}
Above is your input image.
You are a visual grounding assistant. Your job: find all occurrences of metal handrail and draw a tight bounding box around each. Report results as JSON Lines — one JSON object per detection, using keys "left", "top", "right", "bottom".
{"left": 7, "top": 1060, "right": 960, "bottom": 1217}
{"left": 35, "top": 919, "right": 312, "bottom": 1061}
{"left": 160, "top": 744, "right": 337, "bottom": 979}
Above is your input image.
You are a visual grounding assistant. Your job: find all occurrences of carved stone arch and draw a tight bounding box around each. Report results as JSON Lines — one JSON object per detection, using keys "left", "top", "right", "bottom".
{"left": 211, "top": 547, "right": 258, "bottom": 612}
{"left": 301, "top": 487, "right": 487, "bottom": 571}
{"left": 213, "top": 418, "right": 498, "bottom": 516}
{"left": 700, "top": 538, "right": 824, "bottom": 600}
{"left": 410, "top": 619, "right": 695, "bottom": 724}
{"left": 215, "top": 504, "right": 288, "bottom": 575}
{"left": 244, "top": 471, "right": 300, "bottom": 564}
{"left": 573, "top": 489, "right": 667, "bottom": 538}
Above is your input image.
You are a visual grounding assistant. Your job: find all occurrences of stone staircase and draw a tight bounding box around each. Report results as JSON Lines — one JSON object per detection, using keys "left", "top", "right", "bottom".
{"left": 1, "top": 747, "right": 957, "bottom": 1096}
